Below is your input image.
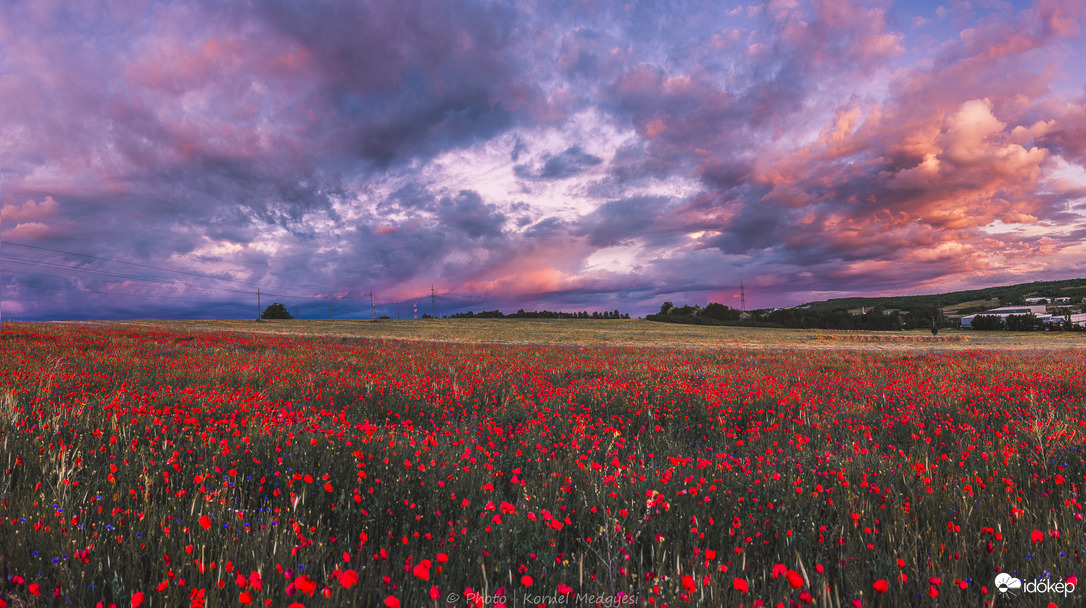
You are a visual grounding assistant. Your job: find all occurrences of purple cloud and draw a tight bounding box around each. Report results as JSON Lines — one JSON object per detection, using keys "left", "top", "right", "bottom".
{"left": 2, "top": 0, "right": 1086, "bottom": 320}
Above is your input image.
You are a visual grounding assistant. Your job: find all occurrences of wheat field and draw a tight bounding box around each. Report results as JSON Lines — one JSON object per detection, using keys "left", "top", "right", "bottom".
{"left": 54, "top": 318, "right": 1086, "bottom": 351}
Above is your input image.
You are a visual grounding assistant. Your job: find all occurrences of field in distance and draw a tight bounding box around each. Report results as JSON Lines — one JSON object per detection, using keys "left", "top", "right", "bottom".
{"left": 74, "top": 318, "right": 1086, "bottom": 350}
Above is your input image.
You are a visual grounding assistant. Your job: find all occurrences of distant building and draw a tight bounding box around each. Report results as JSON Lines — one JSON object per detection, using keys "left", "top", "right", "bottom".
{"left": 1024, "top": 297, "right": 1072, "bottom": 304}
{"left": 962, "top": 304, "right": 1086, "bottom": 328}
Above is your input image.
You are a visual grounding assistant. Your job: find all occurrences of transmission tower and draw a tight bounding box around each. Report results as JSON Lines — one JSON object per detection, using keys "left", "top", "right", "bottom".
{"left": 740, "top": 278, "right": 746, "bottom": 312}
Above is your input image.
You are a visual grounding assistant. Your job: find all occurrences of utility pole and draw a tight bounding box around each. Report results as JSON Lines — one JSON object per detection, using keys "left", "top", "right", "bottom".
{"left": 740, "top": 278, "right": 746, "bottom": 312}
{"left": 431, "top": 284, "right": 436, "bottom": 318}
{"left": 370, "top": 291, "right": 376, "bottom": 320}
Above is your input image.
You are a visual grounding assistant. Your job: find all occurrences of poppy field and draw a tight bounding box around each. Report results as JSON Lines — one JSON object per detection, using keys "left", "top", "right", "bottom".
{"left": 0, "top": 322, "right": 1083, "bottom": 608}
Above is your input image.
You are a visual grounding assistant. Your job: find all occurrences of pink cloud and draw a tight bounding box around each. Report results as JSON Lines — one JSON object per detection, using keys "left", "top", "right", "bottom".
{"left": 1, "top": 222, "right": 52, "bottom": 240}
{"left": 1, "top": 196, "right": 58, "bottom": 223}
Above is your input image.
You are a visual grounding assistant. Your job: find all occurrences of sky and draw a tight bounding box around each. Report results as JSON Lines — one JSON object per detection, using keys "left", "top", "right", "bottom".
{"left": 2, "top": 0, "right": 1086, "bottom": 320}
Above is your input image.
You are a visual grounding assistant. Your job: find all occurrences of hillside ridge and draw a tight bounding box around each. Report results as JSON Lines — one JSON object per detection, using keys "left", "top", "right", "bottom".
{"left": 797, "top": 278, "right": 1086, "bottom": 313}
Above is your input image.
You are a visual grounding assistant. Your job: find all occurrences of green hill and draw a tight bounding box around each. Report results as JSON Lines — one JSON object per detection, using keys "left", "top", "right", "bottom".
{"left": 797, "top": 278, "right": 1086, "bottom": 314}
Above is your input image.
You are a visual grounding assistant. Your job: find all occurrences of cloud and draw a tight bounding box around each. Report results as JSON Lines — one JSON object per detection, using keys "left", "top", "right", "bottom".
{"left": 2, "top": 222, "right": 52, "bottom": 240}
{"left": 3, "top": 0, "right": 1086, "bottom": 319}
{"left": 1, "top": 197, "right": 58, "bottom": 223}
{"left": 437, "top": 190, "right": 507, "bottom": 239}
{"left": 575, "top": 195, "right": 680, "bottom": 248}
{"left": 514, "top": 145, "right": 603, "bottom": 180}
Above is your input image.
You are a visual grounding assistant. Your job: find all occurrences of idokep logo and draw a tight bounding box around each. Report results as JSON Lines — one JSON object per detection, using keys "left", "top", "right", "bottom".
{"left": 994, "top": 573, "right": 1021, "bottom": 593}
{"left": 995, "top": 572, "right": 1076, "bottom": 597}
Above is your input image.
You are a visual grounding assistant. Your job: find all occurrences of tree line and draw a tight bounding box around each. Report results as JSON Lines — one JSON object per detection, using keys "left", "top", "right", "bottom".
{"left": 969, "top": 313, "right": 1082, "bottom": 331}
{"left": 648, "top": 301, "right": 951, "bottom": 331}
{"left": 448, "top": 309, "right": 630, "bottom": 319}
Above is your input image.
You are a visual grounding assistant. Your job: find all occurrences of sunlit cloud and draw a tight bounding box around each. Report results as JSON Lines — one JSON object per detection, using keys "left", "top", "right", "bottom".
{"left": 1, "top": 0, "right": 1085, "bottom": 319}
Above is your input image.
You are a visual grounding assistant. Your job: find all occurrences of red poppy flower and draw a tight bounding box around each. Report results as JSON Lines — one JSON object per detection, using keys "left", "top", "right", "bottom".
{"left": 682, "top": 575, "right": 696, "bottom": 593}
{"left": 294, "top": 575, "right": 317, "bottom": 596}
{"left": 786, "top": 570, "right": 805, "bottom": 589}
{"left": 340, "top": 569, "right": 359, "bottom": 589}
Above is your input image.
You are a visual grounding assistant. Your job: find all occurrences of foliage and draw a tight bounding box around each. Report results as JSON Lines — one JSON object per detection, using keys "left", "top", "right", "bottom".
{"left": 648, "top": 301, "right": 948, "bottom": 330}
{"left": 1004, "top": 313, "right": 1042, "bottom": 331}
{"left": 261, "top": 302, "right": 294, "bottom": 320}
{"left": 969, "top": 315, "right": 1004, "bottom": 330}
{"left": 449, "top": 309, "right": 630, "bottom": 319}
{"left": 0, "top": 323, "right": 1084, "bottom": 608}
{"left": 647, "top": 302, "right": 746, "bottom": 326}
{"left": 702, "top": 302, "right": 741, "bottom": 322}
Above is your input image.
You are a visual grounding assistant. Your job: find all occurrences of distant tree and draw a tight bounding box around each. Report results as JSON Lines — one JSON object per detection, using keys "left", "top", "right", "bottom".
{"left": 660, "top": 301, "right": 674, "bottom": 315}
{"left": 261, "top": 302, "right": 294, "bottom": 319}
{"left": 969, "top": 315, "right": 1003, "bottom": 330}
{"left": 703, "top": 302, "right": 741, "bottom": 321}
{"left": 1004, "top": 313, "right": 1039, "bottom": 331}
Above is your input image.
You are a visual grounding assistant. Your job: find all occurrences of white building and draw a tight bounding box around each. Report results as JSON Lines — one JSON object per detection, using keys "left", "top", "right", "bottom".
{"left": 962, "top": 305, "right": 1086, "bottom": 328}
{"left": 962, "top": 305, "right": 1048, "bottom": 328}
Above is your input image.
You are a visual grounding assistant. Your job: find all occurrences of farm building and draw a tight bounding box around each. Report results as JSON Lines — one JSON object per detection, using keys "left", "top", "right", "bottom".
{"left": 1024, "top": 297, "right": 1073, "bottom": 304}
{"left": 961, "top": 305, "right": 1086, "bottom": 328}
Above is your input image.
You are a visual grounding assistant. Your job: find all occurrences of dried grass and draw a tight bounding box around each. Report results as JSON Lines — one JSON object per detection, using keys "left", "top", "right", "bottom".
{"left": 48, "top": 318, "right": 1086, "bottom": 352}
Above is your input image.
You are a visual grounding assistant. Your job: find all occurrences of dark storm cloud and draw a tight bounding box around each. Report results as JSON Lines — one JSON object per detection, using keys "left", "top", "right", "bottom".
{"left": 437, "top": 191, "right": 507, "bottom": 239}
{"left": 575, "top": 196, "right": 679, "bottom": 248}
{"left": 524, "top": 217, "right": 567, "bottom": 239}
{"left": 514, "top": 146, "right": 604, "bottom": 180}
{"left": 244, "top": 0, "right": 529, "bottom": 167}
